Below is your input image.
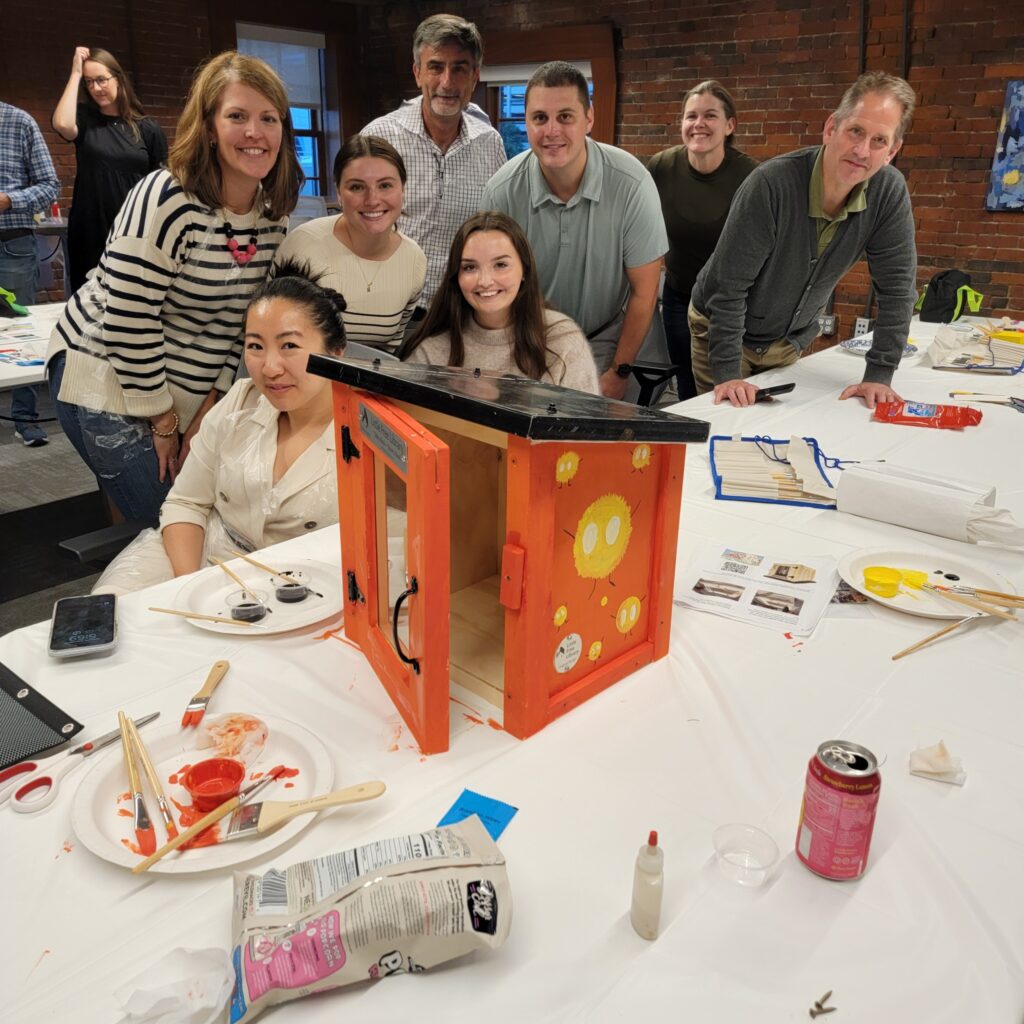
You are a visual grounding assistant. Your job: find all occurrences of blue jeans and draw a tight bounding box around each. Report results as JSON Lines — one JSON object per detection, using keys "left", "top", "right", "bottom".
{"left": 0, "top": 233, "right": 44, "bottom": 435}
{"left": 48, "top": 350, "right": 171, "bottom": 524}
{"left": 662, "top": 281, "right": 697, "bottom": 401}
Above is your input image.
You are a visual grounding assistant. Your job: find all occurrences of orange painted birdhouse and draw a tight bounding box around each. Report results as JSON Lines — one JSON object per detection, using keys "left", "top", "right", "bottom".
{"left": 309, "top": 357, "right": 708, "bottom": 754}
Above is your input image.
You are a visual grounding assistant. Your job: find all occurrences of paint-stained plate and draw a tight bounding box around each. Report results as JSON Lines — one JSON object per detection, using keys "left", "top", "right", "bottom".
{"left": 836, "top": 547, "right": 1015, "bottom": 620}
{"left": 72, "top": 714, "right": 333, "bottom": 874}
{"left": 173, "top": 557, "right": 342, "bottom": 635}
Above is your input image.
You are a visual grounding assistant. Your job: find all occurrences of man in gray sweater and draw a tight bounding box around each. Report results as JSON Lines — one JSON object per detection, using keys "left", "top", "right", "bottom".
{"left": 689, "top": 72, "right": 917, "bottom": 408}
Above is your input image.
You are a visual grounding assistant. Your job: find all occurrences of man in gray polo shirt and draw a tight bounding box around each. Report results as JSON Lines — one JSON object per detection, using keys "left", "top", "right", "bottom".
{"left": 690, "top": 71, "right": 917, "bottom": 408}
{"left": 480, "top": 61, "right": 667, "bottom": 400}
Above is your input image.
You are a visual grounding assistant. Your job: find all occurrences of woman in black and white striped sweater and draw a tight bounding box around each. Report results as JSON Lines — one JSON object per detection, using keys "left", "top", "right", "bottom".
{"left": 48, "top": 51, "right": 303, "bottom": 524}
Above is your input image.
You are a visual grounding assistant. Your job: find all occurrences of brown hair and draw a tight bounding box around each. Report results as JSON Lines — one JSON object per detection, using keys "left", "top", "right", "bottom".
{"left": 401, "top": 211, "right": 557, "bottom": 381}
{"left": 81, "top": 48, "right": 147, "bottom": 139}
{"left": 333, "top": 134, "right": 408, "bottom": 189}
{"left": 681, "top": 80, "right": 738, "bottom": 148}
{"left": 166, "top": 51, "right": 302, "bottom": 220}
{"left": 834, "top": 71, "right": 916, "bottom": 143}
{"left": 526, "top": 61, "right": 590, "bottom": 111}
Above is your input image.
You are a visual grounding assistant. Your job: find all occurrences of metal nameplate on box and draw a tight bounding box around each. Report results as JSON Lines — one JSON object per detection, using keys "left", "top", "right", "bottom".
{"left": 359, "top": 401, "right": 409, "bottom": 474}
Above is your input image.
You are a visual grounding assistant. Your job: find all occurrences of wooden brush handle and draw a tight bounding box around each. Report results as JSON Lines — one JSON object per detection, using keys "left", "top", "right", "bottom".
{"left": 927, "top": 587, "right": 1017, "bottom": 622}
{"left": 196, "top": 660, "right": 230, "bottom": 700}
{"left": 118, "top": 712, "right": 141, "bottom": 794}
{"left": 149, "top": 607, "right": 255, "bottom": 627}
{"left": 126, "top": 717, "right": 165, "bottom": 800}
{"left": 892, "top": 617, "right": 974, "bottom": 661}
{"left": 257, "top": 781, "right": 386, "bottom": 833}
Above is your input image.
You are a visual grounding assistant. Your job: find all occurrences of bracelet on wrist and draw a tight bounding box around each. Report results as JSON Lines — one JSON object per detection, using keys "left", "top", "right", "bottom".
{"left": 150, "top": 412, "right": 179, "bottom": 438}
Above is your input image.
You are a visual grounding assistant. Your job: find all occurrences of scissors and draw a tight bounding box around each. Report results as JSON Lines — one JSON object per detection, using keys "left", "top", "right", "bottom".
{"left": 0, "top": 712, "right": 160, "bottom": 813}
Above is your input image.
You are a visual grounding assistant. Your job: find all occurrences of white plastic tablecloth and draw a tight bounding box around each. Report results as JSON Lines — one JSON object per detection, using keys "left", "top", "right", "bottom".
{"left": 3, "top": 318, "right": 1023, "bottom": 1023}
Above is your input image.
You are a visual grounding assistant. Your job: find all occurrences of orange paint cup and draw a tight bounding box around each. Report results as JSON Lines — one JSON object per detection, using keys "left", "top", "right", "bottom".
{"left": 182, "top": 757, "right": 245, "bottom": 812}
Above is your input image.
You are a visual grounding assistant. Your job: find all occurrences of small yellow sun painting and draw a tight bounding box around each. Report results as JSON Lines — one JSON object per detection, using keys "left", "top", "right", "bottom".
{"left": 615, "top": 596, "right": 642, "bottom": 634}
{"left": 573, "top": 493, "right": 632, "bottom": 579}
{"left": 600, "top": 595, "right": 608, "bottom": 607}
{"left": 631, "top": 444, "right": 651, "bottom": 470}
{"left": 588, "top": 640, "right": 603, "bottom": 661}
{"left": 553, "top": 604, "right": 568, "bottom": 627}
{"left": 555, "top": 451, "right": 580, "bottom": 485}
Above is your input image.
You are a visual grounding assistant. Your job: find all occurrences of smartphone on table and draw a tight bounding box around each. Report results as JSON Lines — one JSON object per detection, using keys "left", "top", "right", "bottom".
{"left": 48, "top": 594, "right": 118, "bottom": 658}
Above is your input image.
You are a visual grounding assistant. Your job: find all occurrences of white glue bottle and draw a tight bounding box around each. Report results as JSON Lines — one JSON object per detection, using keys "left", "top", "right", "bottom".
{"left": 631, "top": 830, "right": 664, "bottom": 939}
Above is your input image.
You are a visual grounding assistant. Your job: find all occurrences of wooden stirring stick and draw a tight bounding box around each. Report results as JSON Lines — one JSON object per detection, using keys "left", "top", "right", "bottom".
{"left": 211, "top": 557, "right": 258, "bottom": 601}
{"left": 230, "top": 549, "right": 293, "bottom": 584}
{"left": 148, "top": 607, "right": 258, "bottom": 627}
{"left": 892, "top": 617, "right": 977, "bottom": 661}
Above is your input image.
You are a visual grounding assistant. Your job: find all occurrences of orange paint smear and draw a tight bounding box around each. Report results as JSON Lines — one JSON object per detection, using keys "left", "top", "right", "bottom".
{"left": 204, "top": 715, "right": 267, "bottom": 760}
{"left": 168, "top": 763, "right": 192, "bottom": 786}
{"left": 463, "top": 713, "right": 484, "bottom": 725}
{"left": 317, "top": 626, "right": 361, "bottom": 650}
{"left": 387, "top": 723, "right": 403, "bottom": 752}
{"left": 486, "top": 718, "right": 503, "bottom": 731}
{"left": 117, "top": 808, "right": 132, "bottom": 817}
{"left": 276, "top": 766, "right": 300, "bottom": 779}
{"left": 171, "top": 796, "right": 223, "bottom": 848}
{"left": 117, "top": 790, "right": 131, "bottom": 802}
{"left": 121, "top": 837, "right": 145, "bottom": 856}
{"left": 284, "top": 782, "right": 295, "bottom": 789}
{"left": 29, "top": 949, "right": 51, "bottom": 975}
{"left": 449, "top": 696, "right": 476, "bottom": 712}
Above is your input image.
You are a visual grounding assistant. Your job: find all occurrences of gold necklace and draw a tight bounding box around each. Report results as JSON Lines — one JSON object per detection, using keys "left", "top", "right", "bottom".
{"left": 339, "top": 217, "right": 388, "bottom": 292}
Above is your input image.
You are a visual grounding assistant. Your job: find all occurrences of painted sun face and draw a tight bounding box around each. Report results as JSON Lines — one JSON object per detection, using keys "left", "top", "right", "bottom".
{"left": 573, "top": 493, "right": 632, "bottom": 579}
{"left": 632, "top": 444, "right": 651, "bottom": 470}
{"left": 555, "top": 451, "right": 580, "bottom": 485}
{"left": 587, "top": 640, "right": 603, "bottom": 661}
{"left": 553, "top": 605, "right": 568, "bottom": 627}
{"left": 615, "top": 596, "right": 642, "bottom": 635}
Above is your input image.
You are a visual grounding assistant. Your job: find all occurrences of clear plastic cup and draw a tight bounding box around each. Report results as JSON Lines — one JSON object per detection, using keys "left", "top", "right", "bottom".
{"left": 226, "top": 588, "right": 269, "bottom": 622}
{"left": 712, "top": 823, "right": 780, "bottom": 887}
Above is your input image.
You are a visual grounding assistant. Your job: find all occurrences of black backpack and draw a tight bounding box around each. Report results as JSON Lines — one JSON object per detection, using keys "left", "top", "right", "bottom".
{"left": 915, "top": 270, "right": 983, "bottom": 323}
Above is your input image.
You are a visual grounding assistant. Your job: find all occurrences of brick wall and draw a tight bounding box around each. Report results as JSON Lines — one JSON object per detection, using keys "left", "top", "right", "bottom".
{"left": 1, "top": 0, "right": 209, "bottom": 300}
{"left": 4, "top": 0, "right": 1021, "bottom": 323}
{"left": 359, "top": 0, "right": 1024, "bottom": 332}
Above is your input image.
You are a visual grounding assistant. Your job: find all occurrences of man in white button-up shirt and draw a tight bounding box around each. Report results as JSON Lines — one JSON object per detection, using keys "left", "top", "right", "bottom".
{"left": 362, "top": 14, "right": 506, "bottom": 307}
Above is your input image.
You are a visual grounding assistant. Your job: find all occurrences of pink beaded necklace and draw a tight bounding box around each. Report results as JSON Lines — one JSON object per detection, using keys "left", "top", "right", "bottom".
{"left": 224, "top": 222, "right": 258, "bottom": 266}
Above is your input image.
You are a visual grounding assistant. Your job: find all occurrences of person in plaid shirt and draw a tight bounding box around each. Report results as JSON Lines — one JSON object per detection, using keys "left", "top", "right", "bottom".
{"left": 0, "top": 101, "right": 60, "bottom": 445}
{"left": 362, "top": 13, "right": 505, "bottom": 309}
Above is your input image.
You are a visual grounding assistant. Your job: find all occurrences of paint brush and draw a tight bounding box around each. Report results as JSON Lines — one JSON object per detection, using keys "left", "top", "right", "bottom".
{"left": 118, "top": 711, "right": 156, "bottom": 857}
{"left": 219, "top": 780, "right": 386, "bottom": 843}
{"left": 126, "top": 716, "right": 178, "bottom": 841}
{"left": 131, "top": 766, "right": 286, "bottom": 874}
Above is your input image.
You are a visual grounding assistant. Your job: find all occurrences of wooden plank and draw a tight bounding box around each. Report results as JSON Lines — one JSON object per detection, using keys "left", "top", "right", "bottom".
{"left": 450, "top": 575, "right": 505, "bottom": 706}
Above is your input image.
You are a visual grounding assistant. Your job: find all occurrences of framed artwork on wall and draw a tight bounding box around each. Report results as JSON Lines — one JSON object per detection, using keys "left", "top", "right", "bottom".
{"left": 986, "top": 80, "right": 1024, "bottom": 212}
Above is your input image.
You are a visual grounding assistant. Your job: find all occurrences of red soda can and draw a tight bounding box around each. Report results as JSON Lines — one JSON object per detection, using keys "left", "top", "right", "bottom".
{"left": 795, "top": 740, "right": 880, "bottom": 880}
{"left": 50, "top": 201, "right": 60, "bottom": 220}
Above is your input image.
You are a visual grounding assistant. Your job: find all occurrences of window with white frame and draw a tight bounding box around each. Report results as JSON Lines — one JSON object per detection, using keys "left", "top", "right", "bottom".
{"left": 481, "top": 62, "right": 593, "bottom": 160}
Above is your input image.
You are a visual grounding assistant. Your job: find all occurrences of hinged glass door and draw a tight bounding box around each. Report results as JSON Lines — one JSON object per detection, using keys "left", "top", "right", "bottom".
{"left": 334, "top": 390, "right": 451, "bottom": 754}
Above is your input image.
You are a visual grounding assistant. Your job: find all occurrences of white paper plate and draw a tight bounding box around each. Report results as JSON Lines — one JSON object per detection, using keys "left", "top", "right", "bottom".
{"left": 174, "top": 557, "right": 342, "bottom": 635}
{"left": 72, "top": 714, "right": 333, "bottom": 873}
{"left": 836, "top": 547, "right": 1015, "bottom": 619}
{"left": 839, "top": 337, "right": 917, "bottom": 356}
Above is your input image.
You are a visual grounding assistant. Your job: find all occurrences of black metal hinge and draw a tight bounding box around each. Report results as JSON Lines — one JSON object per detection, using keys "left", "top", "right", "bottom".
{"left": 346, "top": 570, "right": 365, "bottom": 604}
{"left": 341, "top": 426, "right": 361, "bottom": 463}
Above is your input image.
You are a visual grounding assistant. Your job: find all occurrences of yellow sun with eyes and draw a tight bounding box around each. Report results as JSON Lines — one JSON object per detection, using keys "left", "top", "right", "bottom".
{"left": 588, "top": 640, "right": 603, "bottom": 661}
{"left": 615, "top": 596, "right": 642, "bottom": 635}
{"left": 631, "top": 444, "right": 651, "bottom": 470}
{"left": 573, "top": 494, "right": 632, "bottom": 579}
{"left": 555, "top": 451, "right": 580, "bottom": 485}
{"left": 553, "top": 604, "right": 568, "bottom": 627}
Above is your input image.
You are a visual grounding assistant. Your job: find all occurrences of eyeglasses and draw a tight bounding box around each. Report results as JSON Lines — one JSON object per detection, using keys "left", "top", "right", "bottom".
{"left": 83, "top": 75, "right": 114, "bottom": 89}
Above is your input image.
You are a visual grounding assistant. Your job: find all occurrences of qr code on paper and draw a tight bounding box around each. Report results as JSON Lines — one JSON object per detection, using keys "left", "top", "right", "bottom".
{"left": 721, "top": 561, "right": 749, "bottom": 575}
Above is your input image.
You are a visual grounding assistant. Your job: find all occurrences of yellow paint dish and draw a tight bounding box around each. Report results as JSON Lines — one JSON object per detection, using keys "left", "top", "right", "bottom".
{"left": 863, "top": 565, "right": 928, "bottom": 598}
